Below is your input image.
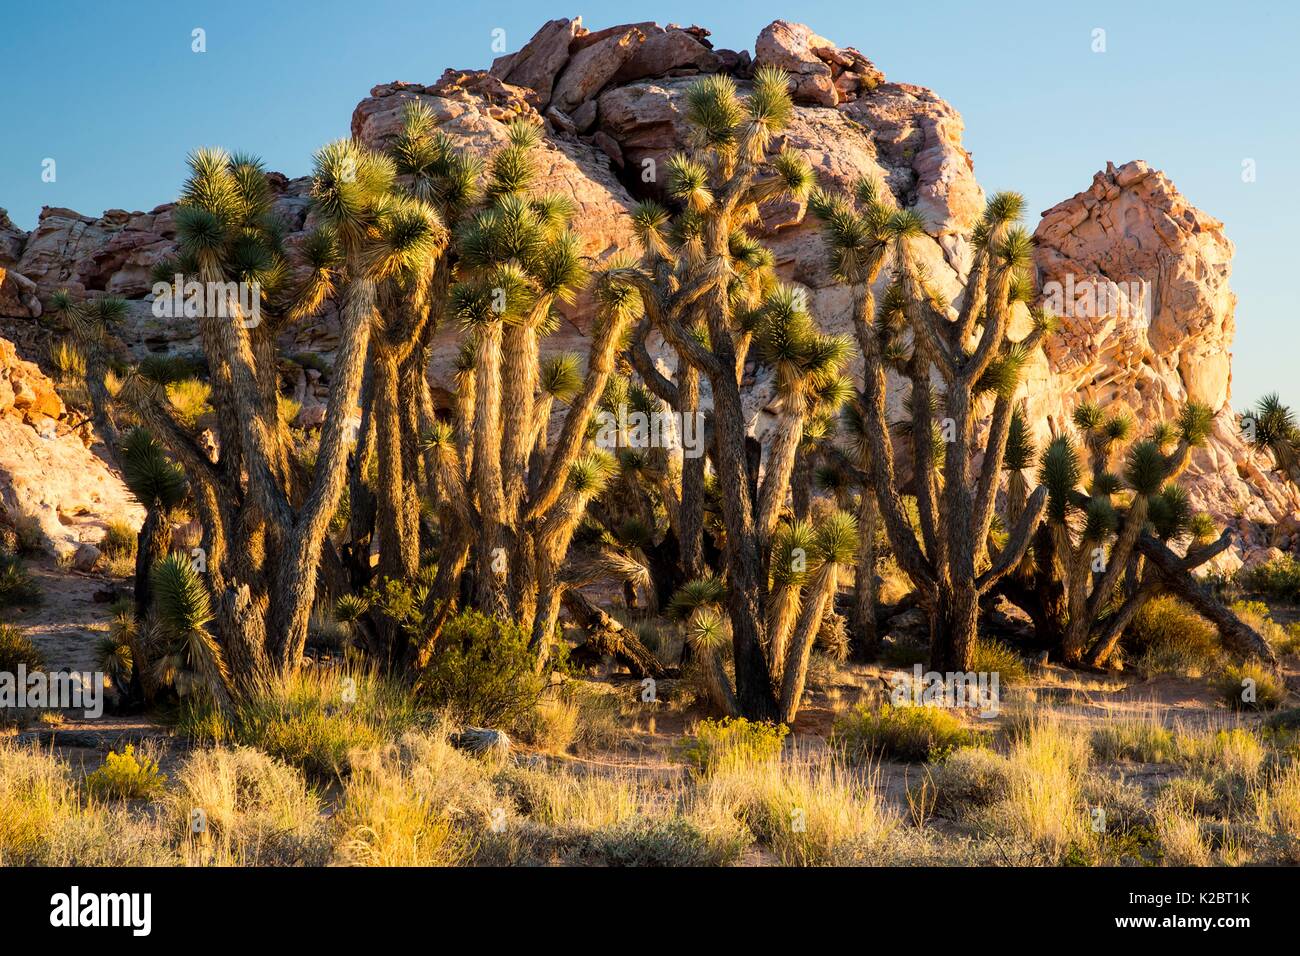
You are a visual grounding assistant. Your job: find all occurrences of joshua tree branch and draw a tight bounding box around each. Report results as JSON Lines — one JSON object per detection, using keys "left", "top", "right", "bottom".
{"left": 977, "top": 485, "right": 1047, "bottom": 592}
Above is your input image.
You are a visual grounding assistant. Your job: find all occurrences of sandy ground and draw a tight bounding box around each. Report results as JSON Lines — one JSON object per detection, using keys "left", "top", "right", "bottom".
{"left": 6, "top": 559, "right": 1298, "bottom": 810}
{"left": 7, "top": 558, "right": 118, "bottom": 675}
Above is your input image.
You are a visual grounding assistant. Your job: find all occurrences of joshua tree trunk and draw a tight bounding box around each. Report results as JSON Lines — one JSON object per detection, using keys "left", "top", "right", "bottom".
{"left": 709, "top": 363, "right": 781, "bottom": 722}
{"left": 372, "top": 350, "right": 419, "bottom": 582}
{"left": 778, "top": 563, "right": 839, "bottom": 723}
{"left": 850, "top": 489, "right": 878, "bottom": 659}
{"left": 678, "top": 365, "right": 706, "bottom": 578}
{"left": 1135, "top": 532, "right": 1277, "bottom": 666}
{"left": 929, "top": 582, "right": 980, "bottom": 673}
{"left": 272, "top": 275, "right": 376, "bottom": 668}
{"left": 134, "top": 506, "right": 172, "bottom": 622}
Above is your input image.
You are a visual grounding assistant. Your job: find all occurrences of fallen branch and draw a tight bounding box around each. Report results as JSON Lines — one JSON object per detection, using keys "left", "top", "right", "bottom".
{"left": 560, "top": 590, "right": 665, "bottom": 678}
{"left": 1135, "top": 531, "right": 1278, "bottom": 667}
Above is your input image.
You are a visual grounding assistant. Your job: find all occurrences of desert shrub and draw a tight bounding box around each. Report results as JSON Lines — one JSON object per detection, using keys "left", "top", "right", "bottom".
{"left": 681, "top": 717, "right": 789, "bottom": 775}
{"left": 418, "top": 610, "right": 546, "bottom": 727}
{"left": 1091, "top": 717, "right": 1179, "bottom": 763}
{"left": 516, "top": 690, "right": 580, "bottom": 754}
{"left": 1178, "top": 727, "right": 1266, "bottom": 782}
{"left": 503, "top": 765, "right": 649, "bottom": 830}
{"left": 1156, "top": 776, "right": 1218, "bottom": 816}
{"left": 699, "top": 752, "right": 897, "bottom": 866}
{"left": 928, "top": 746, "right": 1012, "bottom": 817}
{"left": 0, "top": 742, "right": 76, "bottom": 862}
{"left": 171, "top": 746, "right": 328, "bottom": 865}
{"left": 1155, "top": 805, "right": 1211, "bottom": 866}
{"left": 333, "top": 731, "right": 498, "bottom": 866}
{"left": 569, "top": 682, "right": 632, "bottom": 751}
{"left": 100, "top": 519, "right": 137, "bottom": 559}
{"left": 39, "top": 805, "right": 175, "bottom": 866}
{"left": 970, "top": 638, "right": 1026, "bottom": 685}
{"left": 100, "top": 519, "right": 138, "bottom": 576}
{"left": 1252, "top": 763, "right": 1300, "bottom": 862}
{"left": 587, "top": 815, "right": 745, "bottom": 867}
{"left": 277, "top": 394, "right": 302, "bottom": 426}
{"left": 0, "top": 554, "right": 41, "bottom": 609}
{"left": 84, "top": 744, "right": 167, "bottom": 800}
{"left": 1240, "top": 554, "right": 1300, "bottom": 601}
{"left": 0, "top": 622, "right": 43, "bottom": 671}
{"left": 50, "top": 338, "right": 86, "bottom": 380}
{"left": 8, "top": 510, "right": 44, "bottom": 555}
{"left": 878, "top": 639, "right": 929, "bottom": 667}
{"left": 834, "top": 702, "right": 974, "bottom": 763}
{"left": 1265, "top": 707, "right": 1300, "bottom": 735}
{"left": 1217, "top": 662, "right": 1286, "bottom": 711}
{"left": 165, "top": 378, "right": 212, "bottom": 429}
{"left": 1126, "top": 596, "right": 1219, "bottom": 677}
{"left": 989, "top": 716, "right": 1093, "bottom": 861}
{"left": 1280, "top": 624, "right": 1300, "bottom": 658}
{"left": 0, "top": 743, "right": 172, "bottom": 866}
{"left": 1229, "top": 599, "right": 1300, "bottom": 660}
{"left": 180, "top": 666, "right": 425, "bottom": 780}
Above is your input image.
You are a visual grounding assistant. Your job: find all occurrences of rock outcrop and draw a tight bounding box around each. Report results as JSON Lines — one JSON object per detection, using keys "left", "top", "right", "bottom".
{"left": 0, "top": 335, "right": 143, "bottom": 555}
{"left": 0, "top": 17, "right": 1292, "bottom": 568}
{"left": 1027, "top": 160, "right": 1298, "bottom": 570}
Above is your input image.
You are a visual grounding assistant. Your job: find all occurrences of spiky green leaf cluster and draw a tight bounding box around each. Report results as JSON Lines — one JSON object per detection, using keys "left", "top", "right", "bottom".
{"left": 121, "top": 428, "right": 187, "bottom": 510}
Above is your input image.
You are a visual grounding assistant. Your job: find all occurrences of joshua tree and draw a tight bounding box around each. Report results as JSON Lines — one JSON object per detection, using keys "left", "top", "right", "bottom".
{"left": 147, "top": 552, "right": 232, "bottom": 709}
{"left": 67, "top": 142, "right": 445, "bottom": 690}
{"left": 998, "top": 400, "right": 1276, "bottom": 668}
{"left": 117, "top": 428, "right": 187, "bottom": 621}
{"left": 604, "top": 67, "right": 833, "bottom": 720}
{"left": 407, "top": 118, "right": 643, "bottom": 667}
{"left": 363, "top": 101, "right": 479, "bottom": 587}
{"left": 812, "top": 184, "right": 1052, "bottom": 673}
{"left": 1037, "top": 401, "right": 1209, "bottom": 662}
{"left": 1243, "top": 393, "right": 1300, "bottom": 488}
{"left": 669, "top": 507, "right": 858, "bottom": 721}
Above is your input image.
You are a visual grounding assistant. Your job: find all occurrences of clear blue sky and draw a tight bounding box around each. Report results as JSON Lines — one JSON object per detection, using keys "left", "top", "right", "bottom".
{"left": 1, "top": 0, "right": 1296, "bottom": 408}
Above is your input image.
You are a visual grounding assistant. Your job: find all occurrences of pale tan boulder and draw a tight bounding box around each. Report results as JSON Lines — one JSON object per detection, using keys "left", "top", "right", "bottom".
{"left": 0, "top": 335, "right": 143, "bottom": 555}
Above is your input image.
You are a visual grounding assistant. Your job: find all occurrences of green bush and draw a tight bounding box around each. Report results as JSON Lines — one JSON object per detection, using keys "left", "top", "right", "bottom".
{"left": 1090, "top": 719, "right": 1179, "bottom": 763}
{"left": 1240, "top": 555, "right": 1300, "bottom": 601}
{"left": 970, "top": 638, "right": 1026, "bottom": 684}
{"left": 1126, "top": 595, "right": 1220, "bottom": 677}
{"left": 879, "top": 639, "right": 929, "bottom": 667}
{"left": 84, "top": 745, "right": 166, "bottom": 800}
{"left": 177, "top": 666, "right": 425, "bottom": 781}
{"left": 8, "top": 511, "right": 44, "bottom": 555}
{"left": 1229, "top": 600, "right": 1299, "bottom": 657}
{"left": 0, "top": 554, "right": 41, "bottom": 609}
{"left": 418, "top": 610, "right": 547, "bottom": 727}
{"left": 0, "top": 623, "right": 43, "bottom": 672}
{"left": 1217, "top": 662, "right": 1287, "bottom": 711}
{"left": 834, "top": 702, "right": 975, "bottom": 763}
{"left": 681, "top": 717, "right": 788, "bottom": 774}
{"left": 165, "top": 378, "right": 212, "bottom": 429}
{"left": 100, "top": 520, "right": 137, "bottom": 559}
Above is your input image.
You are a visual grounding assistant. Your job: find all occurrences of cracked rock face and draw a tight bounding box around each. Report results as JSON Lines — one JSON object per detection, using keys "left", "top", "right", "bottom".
{"left": 0, "top": 18, "right": 1292, "bottom": 566}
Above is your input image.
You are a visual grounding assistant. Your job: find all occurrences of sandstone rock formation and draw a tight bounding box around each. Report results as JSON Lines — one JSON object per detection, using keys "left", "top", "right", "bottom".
{"left": 1027, "top": 160, "right": 1298, "bottom": 570}
{"left": 0, "top": 17, "right": 1292, "bottom": 568}
{"left": 0, "top": 335, "right": 143, "bottom": 555}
